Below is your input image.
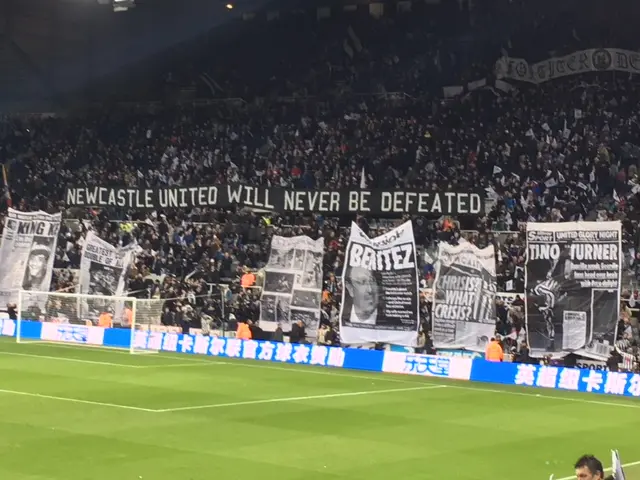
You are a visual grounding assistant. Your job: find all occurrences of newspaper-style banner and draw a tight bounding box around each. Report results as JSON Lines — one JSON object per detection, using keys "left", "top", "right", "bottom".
{"left": 0, "top": 209, "right": 62, "bottom": 306}
{"left": 432, "top": 242, "right": 497, "bottom": 352}
{"left": 495, "top": 48, "right": 640, "bottom": 84}
{"left": 65, "top": 184, "right": 484, "bottom": 215}
{"left": 339, "top": 221, "right": 419, "bottom": 347}
{"left": 259, "top": 235, "right": 324, "bottom": 336}
{"left": 525, "top": 221, "right": 622, "bottom": 360}
{"left": 79, "top": 231, "right": 138, "bottom": 325}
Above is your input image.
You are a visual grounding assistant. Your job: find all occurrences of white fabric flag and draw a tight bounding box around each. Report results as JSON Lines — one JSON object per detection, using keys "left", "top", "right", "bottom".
{"left": 612, "top": 449, "right": 626, "bottom": 480}
{"left": 360, "top": 166, "right": 367, "bottom": 189}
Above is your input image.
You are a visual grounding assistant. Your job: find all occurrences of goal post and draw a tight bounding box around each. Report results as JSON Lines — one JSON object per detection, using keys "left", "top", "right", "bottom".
{"left": 15, "top": 290, "right": 156, "bottom": 354}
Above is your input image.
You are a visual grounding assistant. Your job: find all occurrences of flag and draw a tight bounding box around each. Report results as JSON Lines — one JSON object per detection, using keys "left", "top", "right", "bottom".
{"left": 563, "top": 119, "right": 571, "bottom": 139}
{"left": 612, "top": 450, "right": 626, "bottom": 479}
{"left": 347, "top": 26, "right": 362, "bottom": 52}
{"left": 613, "top": 190, "right": 621, "bottom": 205}
{"left": 199, "top": 73, "right": 225, "bottom": 96}
{"left": 2, "top": 165, "right": 12, "bottom": 208}
{"left": 343, "top": 39, "right": 354, "bottom": 59}
{"left": 360, "top": 166, "right": 367, "bottom": 189}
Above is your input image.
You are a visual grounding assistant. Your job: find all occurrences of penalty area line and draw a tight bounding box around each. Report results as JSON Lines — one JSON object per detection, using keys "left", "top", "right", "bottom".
{"left": 138, "top": 361, "right": 232, "bottom": 368}
{"left": 0, "top": 388, "right": 158, "bottom": 412}
{"left": 0, "top": 350, "right": 144, "bottom": 368}
{"left": 156, "top": 384, "right": 448, "bottom": 412}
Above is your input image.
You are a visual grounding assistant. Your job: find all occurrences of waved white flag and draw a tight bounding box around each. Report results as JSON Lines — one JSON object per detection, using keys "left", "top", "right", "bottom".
{"left": 612, "top": 450, "right": 625, "bottom": 480}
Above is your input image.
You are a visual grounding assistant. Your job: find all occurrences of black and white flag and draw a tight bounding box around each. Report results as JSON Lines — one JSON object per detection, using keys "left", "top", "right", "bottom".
{"left": 339, "top": 221, "right": 419, "bottom": 346}
{"left": 432, "top": 242, "right": 497, "bottom": 352}
{"left": 0, "top": 209, "right": 61, "bottom": 306}
{"left": 79, "top": 231, "right": 138, "bottom": 324}
{"left": 259, "top": 235, "right": 323, "bottom": 335}
{"left": 525, "top": 221, "right": 622, "bottom": 359}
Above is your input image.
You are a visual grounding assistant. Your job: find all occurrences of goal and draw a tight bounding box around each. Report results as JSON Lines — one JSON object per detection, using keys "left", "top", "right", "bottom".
{"left": 15, "top": 290, "right": 156, "bottom": 354}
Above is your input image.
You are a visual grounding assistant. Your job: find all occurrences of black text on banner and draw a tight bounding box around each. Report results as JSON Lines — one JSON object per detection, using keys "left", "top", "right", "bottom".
{"left": 339, "top": 221, "right": 420, "bottom": 347}
{"left": 524, "top": 222, "right": 622, "bottom": 360}
{"left": 432, "top": 241, "right": 497, "bottom": 352}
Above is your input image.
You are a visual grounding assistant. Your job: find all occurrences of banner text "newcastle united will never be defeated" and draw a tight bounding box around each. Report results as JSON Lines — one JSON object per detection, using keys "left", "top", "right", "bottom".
{"left": 65, "top": 185, "right": 484, "bottom": 215}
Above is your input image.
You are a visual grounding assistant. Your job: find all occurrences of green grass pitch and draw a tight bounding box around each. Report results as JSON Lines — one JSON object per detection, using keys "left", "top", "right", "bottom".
{"left": 0, "top": 337, "right": 638, "bottom": 480}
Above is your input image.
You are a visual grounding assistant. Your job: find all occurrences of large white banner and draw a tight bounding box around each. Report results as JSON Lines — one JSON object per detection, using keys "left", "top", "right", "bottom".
{"left": 259, "top": 235, "right": 324, "bottom": 335}
{"left": 432, "top": 242, "right": 496, "bottom": 352}
{"left": 339, "top": 221, "right": 419, "bottom": 347}
{"left": 525, "top": 221, "right": 622, "bottom": 360}
{"left": 495, "top": 48, "right": 640, "bottom": 84}
{"left": 79, "top": 231, "right": 138, "bottom": 324}
{"left": 0, "top": 209, "right": 61, "bottom": 305}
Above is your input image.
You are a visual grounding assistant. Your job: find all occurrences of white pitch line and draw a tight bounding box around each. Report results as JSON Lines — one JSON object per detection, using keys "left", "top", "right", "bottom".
{"left": 157, "top": 385, "right": 447, "bottom": 413}
{"left": 0, "top": 350, "right": 143, "bottom": 368}
{"left": 554, "top": 459, "right": 640, "bottom": 480}
{"left": 138, "top": 361, "right": 231, "bottom": 368}
{"left": 4, "top": 340, "right": 640, "bottom": 410}
{"left": 26, "top": 341, "right": 135, "bottom": 352}
{"left": 188, "top": 360, "right": 640, "bottom": 410}
{"left": 444, "top": 384, "right": 640, "bottom": 410}
{"left": 199, "top": 357, "right": 418, "bottom": 384}
{"left": 0, "top": 388, "right": 157, "bottom": 412}
{"left": 149, "top": 357, "right": 640, "bottom": 410}
{"left": 7, "top": 341, "right": 230, "bottom": 366}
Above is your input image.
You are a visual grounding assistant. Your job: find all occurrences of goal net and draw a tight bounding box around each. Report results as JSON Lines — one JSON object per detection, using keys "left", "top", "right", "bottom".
{"left": 16, "top": 290, "right": 154, "bottom": 354}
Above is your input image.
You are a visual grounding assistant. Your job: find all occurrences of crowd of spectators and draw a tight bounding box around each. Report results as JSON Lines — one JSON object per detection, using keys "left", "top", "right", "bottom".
{"left": 1, "top": 0, "right": 640, "bottom": 366}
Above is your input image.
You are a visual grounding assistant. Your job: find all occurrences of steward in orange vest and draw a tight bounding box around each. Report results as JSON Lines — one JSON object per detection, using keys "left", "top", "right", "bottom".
{"left": 485, "top": 337, "right": 504, "bottom": 362}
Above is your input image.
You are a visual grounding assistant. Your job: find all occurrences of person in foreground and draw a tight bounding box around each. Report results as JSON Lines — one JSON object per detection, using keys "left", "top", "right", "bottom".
{"left": 572, "top": 455, "right": 610, "bottom": 480}
{"left": 550, "top": 453, "right": 625, "bottom": 480}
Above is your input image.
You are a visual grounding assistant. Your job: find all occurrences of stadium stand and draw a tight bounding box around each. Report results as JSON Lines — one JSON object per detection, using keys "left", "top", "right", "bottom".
{"left": 1, "top": 0, "right": 640, "bottom": 369}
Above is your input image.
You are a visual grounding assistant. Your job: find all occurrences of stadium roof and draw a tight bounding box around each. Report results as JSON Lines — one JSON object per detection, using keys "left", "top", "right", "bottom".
{"left": 0, "top": 0, "right": 273, "bottom": 111}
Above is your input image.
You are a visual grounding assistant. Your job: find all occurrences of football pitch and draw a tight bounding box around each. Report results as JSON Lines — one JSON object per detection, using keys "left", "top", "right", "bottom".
{"left": 0, "top": 338, "right": 638, "bottom": 480}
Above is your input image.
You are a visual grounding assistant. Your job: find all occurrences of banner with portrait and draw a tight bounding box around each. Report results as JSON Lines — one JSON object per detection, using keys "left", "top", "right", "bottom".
{"left": 0, "top": 209, "right": 62, "bottom": 306}
{"left": 259, "top": 235, "right": 324, "bottom": 335}
{"left": 339, "top": 221, "right": 419, "bottom": 346}
{"left": 432, "top": 242, "right": 497, "bottom": 352}
{"left": 525, "top": 222, "right": 622, "bottom": 360}
{"left": 79, "top": 231, "right": 138, "bottom": 325}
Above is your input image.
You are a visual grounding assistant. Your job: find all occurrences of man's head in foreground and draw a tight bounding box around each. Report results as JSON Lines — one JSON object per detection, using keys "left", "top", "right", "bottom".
{"left": 574, "top": 455, "right": 604, "bottom": 480}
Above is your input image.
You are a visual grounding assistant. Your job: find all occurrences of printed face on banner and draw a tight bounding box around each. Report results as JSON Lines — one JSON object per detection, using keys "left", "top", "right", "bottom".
{"left": 28, "top": 253, "right": 47, "bottom": 277}
{"left": 345, "top": 267, "right": 379, "bottom": 322}
{"left": 0, "top": 210, "right": 62, "bottom": 307}
{"left": 339, "top": 221, "right": 420, "bottom": 346}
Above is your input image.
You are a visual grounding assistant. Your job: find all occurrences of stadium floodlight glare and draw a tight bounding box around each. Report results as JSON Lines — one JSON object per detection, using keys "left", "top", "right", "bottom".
{"left": 15, "top": 290, "right": 160, "bottom": 355}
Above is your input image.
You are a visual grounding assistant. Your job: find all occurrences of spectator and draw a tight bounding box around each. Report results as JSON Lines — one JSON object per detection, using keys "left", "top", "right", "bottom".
{"left": 485, "top": 337, "right": 504, "bottom": 362}
{"left": 289, "top": 320, "right": 306, "bottom": 344}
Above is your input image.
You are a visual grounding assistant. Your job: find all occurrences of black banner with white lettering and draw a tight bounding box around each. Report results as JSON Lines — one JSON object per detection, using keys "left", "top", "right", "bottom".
{"left": 339, "top": 221, "right": 419, "bottom": 346}
{"left": 525, "top": 222, "right": 622, "bottom": 360}
{"left": 65, "top": 185, "right": 484, "bottom": 215}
